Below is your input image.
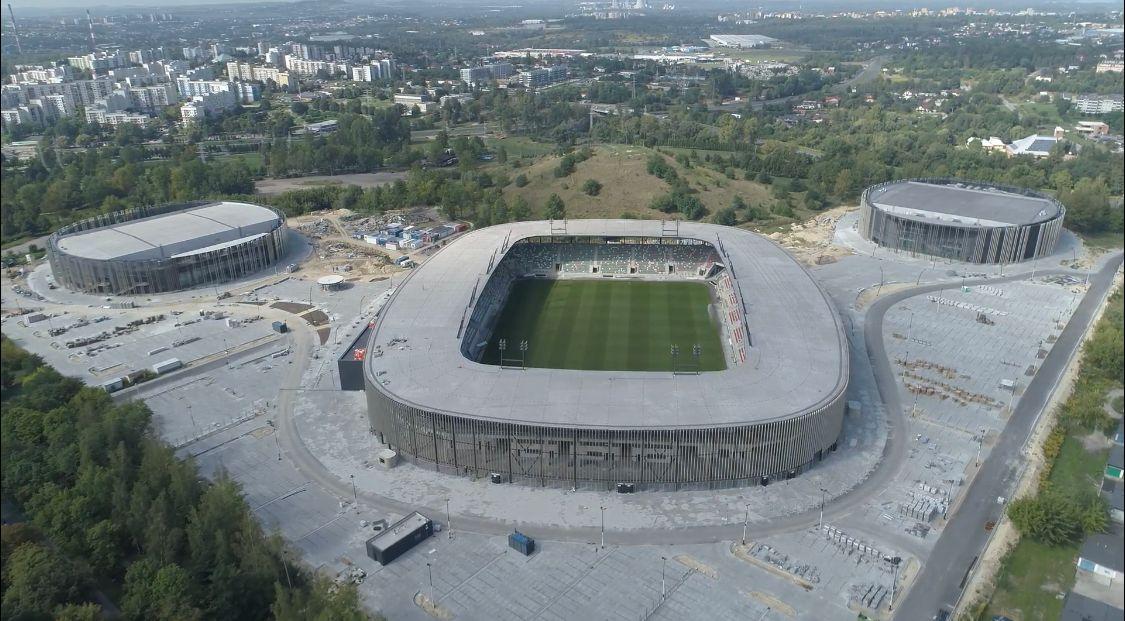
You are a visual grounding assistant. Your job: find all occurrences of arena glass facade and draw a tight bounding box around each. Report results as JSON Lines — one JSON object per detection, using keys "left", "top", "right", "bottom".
{"left": 364, "top": 385, "right": 845, "bottom": 490}
{"left": 47, "top": 201, "right": 288, "bottom": 295}
{"left": 859, "top": 179, "right": 1065, "bottom": 265}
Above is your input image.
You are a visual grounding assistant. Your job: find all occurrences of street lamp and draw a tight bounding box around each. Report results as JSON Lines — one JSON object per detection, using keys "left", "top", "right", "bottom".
{"left": 350, "top": 474, "right": 357, "bottom": 502}
{"left": 446, "top": 498, "right": 452, "bottom": 539}
{"left": 818, "top": 487, "right": 828, "bottom": 533}
{"left": 599, "top": 505, "right": 606, "bottom": 549}
{"left": 888, "top": 556, "right": 902, "bottom": 611}
{"left": 661, "top": 555, "right": 667, "bottom": 599}
{"left": 426, "top": 562, "right": 434, "bottom": 606}
{"left": 741, "top": 503, "right": 750, "bottom": 546}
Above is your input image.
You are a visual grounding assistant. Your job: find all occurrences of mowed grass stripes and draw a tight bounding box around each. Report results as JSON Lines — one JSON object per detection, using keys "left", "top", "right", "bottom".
{"left": 482, "top": 279, "right": 726, "bottom": 372}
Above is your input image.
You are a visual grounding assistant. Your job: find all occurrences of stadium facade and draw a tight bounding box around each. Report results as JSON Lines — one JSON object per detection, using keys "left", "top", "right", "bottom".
{"left": 363, "top": 220, "right": 849, "bottom": 490}
{"left": 859, "top": 179, "right": 1065, "bottom": 264}
{"left": 47, "top": 200, "right": 287, "bottom": 295}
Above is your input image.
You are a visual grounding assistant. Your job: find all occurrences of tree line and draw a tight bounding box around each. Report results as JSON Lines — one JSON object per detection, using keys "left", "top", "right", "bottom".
{"left": 0, "top": 337, "right": 375, "bottom": 621}
{"left": 1006, "top": 290, "right": 1122, "bottom": 546}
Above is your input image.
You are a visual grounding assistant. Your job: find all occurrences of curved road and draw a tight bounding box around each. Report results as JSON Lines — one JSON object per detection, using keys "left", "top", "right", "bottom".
{"left": 271, "top": 257, "right": 1121, "bottom": 553}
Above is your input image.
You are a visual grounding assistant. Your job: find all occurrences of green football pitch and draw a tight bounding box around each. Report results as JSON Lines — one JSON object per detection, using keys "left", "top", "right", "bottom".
{"left": 482, "top": 279, "right": 726, "bottom": 372}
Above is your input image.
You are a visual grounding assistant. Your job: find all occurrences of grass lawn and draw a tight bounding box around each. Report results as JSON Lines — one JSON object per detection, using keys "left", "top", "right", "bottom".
{"left": 1080, "top": 230, "right": 1125, "bottom": 250}
{"left": 210, "top": 152, "right": 264, "bottom": 173}
{"left": 487, "top": 136, "right": 556, "bottom": 159}
{"left": 481, "top": 279, "right": 725, "bottom": 372}
{"left": 1047, "top": 436, "right": 1108, "bottom": 490}
{"left": 986, "top": 428, "right": 1108, "bottom": 619}
{"left": 986, "top": 538, "right": 1077, "bottom": 621}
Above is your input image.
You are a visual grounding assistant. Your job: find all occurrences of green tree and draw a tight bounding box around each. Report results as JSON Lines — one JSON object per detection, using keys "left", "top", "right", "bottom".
{"left": 0, "top": 543, "right": 91, "bottom": 619}
{"left": 272, "top": 579, "right": 373, "bottom": 621}
{"left": 581, "top": 179, "right": 602, "bottom": 196}
{"left": 545, "top": 194, "right": 566, "bottom": 219}
{"left": 121, "top": 559, "right": 203, "bottom": 621}
{"left": 511, "top": 196, "right": 532, "bottom": 221}
{"left": 53, "top": 603, "right": 102, "bottom": 621}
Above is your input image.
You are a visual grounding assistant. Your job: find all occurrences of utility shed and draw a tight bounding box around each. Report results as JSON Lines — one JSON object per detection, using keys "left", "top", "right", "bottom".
{"left": 365, "top": 512, "right": 432, "bottom": 566}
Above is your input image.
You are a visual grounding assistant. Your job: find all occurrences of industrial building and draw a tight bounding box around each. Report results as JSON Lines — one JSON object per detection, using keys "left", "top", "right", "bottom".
{"left": 362, "top": 220, "right": 848, "bottom": 490}
{"left": 47, "top": 201, "right": 288, "bottom": 295}
{"left": 859, "top": 179, "right": 1065, "bottom": 264}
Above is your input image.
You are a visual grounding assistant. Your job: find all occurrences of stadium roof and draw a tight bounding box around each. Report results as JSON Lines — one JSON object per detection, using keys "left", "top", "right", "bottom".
{"left": 709, "top": 34, "right": 778, "bottom": 47}
{"left": 868, "top": 181, "right": 1062, "bottom": 228}
{"left": 56, "top": 201, "right": 282, "bottom": 262}
{"left": 365, "top": 220, "right": 847, "bottom": 429}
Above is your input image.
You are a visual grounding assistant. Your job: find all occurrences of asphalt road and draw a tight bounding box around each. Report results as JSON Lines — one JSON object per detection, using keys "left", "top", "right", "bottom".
{"left": 894, "top": 254, "right": 1123, "bottom": 619}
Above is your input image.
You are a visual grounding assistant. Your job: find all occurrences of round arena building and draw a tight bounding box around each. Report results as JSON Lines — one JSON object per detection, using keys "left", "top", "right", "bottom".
{"left": 47, "top": 200, "right": 287, "bottom": 295}
{"left": 363, "top": 220, "right": 849, "bottom": 490}
{"left": 859, "top": 178, "right": 1065, "bottom": 264}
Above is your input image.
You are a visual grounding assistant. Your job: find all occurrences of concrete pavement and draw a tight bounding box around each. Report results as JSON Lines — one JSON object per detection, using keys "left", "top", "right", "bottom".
{"left": 894, "top": 253, "right": 1123, "bottom": 618}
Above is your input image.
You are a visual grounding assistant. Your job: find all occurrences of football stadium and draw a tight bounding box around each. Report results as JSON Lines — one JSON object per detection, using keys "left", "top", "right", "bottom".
{"left": 47, "top": 200, "right": 288, "bottom": 295}
{"left": 363, "top": 220, "right": 849, "bottom": 490}
{"left": 859, "top": 178, "right": 1065, "bottom": 264}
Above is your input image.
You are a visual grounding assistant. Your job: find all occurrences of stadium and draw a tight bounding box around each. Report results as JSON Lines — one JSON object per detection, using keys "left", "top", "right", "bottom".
{"left": 47, "top": 200, "right": 288, "bottom": 295}
{"left": 363, "top": 220, "right": 849, "bottom": 490}
{"left": 859, "top": 178, "right": 1065, "bottom": 264}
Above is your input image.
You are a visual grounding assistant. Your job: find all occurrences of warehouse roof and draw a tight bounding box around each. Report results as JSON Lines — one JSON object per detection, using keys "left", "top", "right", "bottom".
{"left": 56, "top": 201, "right": 282, "bottom": 262}
{"left": 365, "top": 220, "right": 848, "bottom": 430}
{"left": 868, "top": 181, "right": 1062, "bottom": 227}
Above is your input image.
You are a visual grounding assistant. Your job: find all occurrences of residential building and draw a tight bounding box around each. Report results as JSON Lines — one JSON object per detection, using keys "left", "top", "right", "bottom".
{"left": 284, "top": 56, "right": 350, "bottom": 77}
{"left": 1, "top": 106, "right": 37, "bottom": 128}
{"left": 128, "top": 84, "right": 178, "bottom": 112}
{"left": 1075, "top": 121, "right": 1111, "bottom": 136}
{"left": 518, "top": 65, "right": 568, "bottom": 88}
{"left": 460, "top": 62, "right": 514, "bottom": 86}
{"left": 1072, "top": 94, "right": 1125, "bottom": 115}
{"left": 1096, "top": 60, "right": 1124, "bottom": 73}
{"left": 9, "top": 65, "right": 72, "bottom": 83}
{"left": 181, "top": 89, "right": 238, "bottom": 121}
{"left": 66, "top": 51, "right": 128, "bottom": 73}
{"left": 227, "top": 63, "right": 290, "bottom": 88}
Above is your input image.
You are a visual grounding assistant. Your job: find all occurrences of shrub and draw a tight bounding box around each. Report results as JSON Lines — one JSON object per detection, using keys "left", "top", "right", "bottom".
{"left": 581, "top": 179, "right": 602, "bottom": 196}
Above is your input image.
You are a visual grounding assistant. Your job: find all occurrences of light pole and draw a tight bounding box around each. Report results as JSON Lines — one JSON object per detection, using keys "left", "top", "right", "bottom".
{"left": 818, "top": 487, "right": 828, "bottom": 533}
{"left": 426, "top": 562, "right": 434, "bottom": 605}
{"left": 599, "top": 505, "right": 606, "bottom": 549}
{"left": 282, "top": 550, "right": 293, "bottom": 589}
{"left": 661, "top": 555, "right": 667, "bottom": 599}
{"left": 349, "top": 474, "right": 357, "bottom": 502}
{"left": 446, "top": 498, "right": 452, "bottom": 539}
{"left": 976, "top": 428, "right": 985, "bottom": 466}
{"left": 741, "top": 503, "right": 750, "bottom": 546}
{"left": 888, "top": 556, "right": 902, "bottom": 611}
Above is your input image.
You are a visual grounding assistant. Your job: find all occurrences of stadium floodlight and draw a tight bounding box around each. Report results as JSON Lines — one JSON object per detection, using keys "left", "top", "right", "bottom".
{"left": 519, "top": 340, "right": 528, "bottom": 369}
{"left": 670, "top": 344, "right": 680, "bottom": 374}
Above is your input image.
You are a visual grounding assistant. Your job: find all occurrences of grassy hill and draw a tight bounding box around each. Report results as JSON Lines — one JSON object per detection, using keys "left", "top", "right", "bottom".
{"left": 500, "top": 144, "right": 780, "bottom": 223}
